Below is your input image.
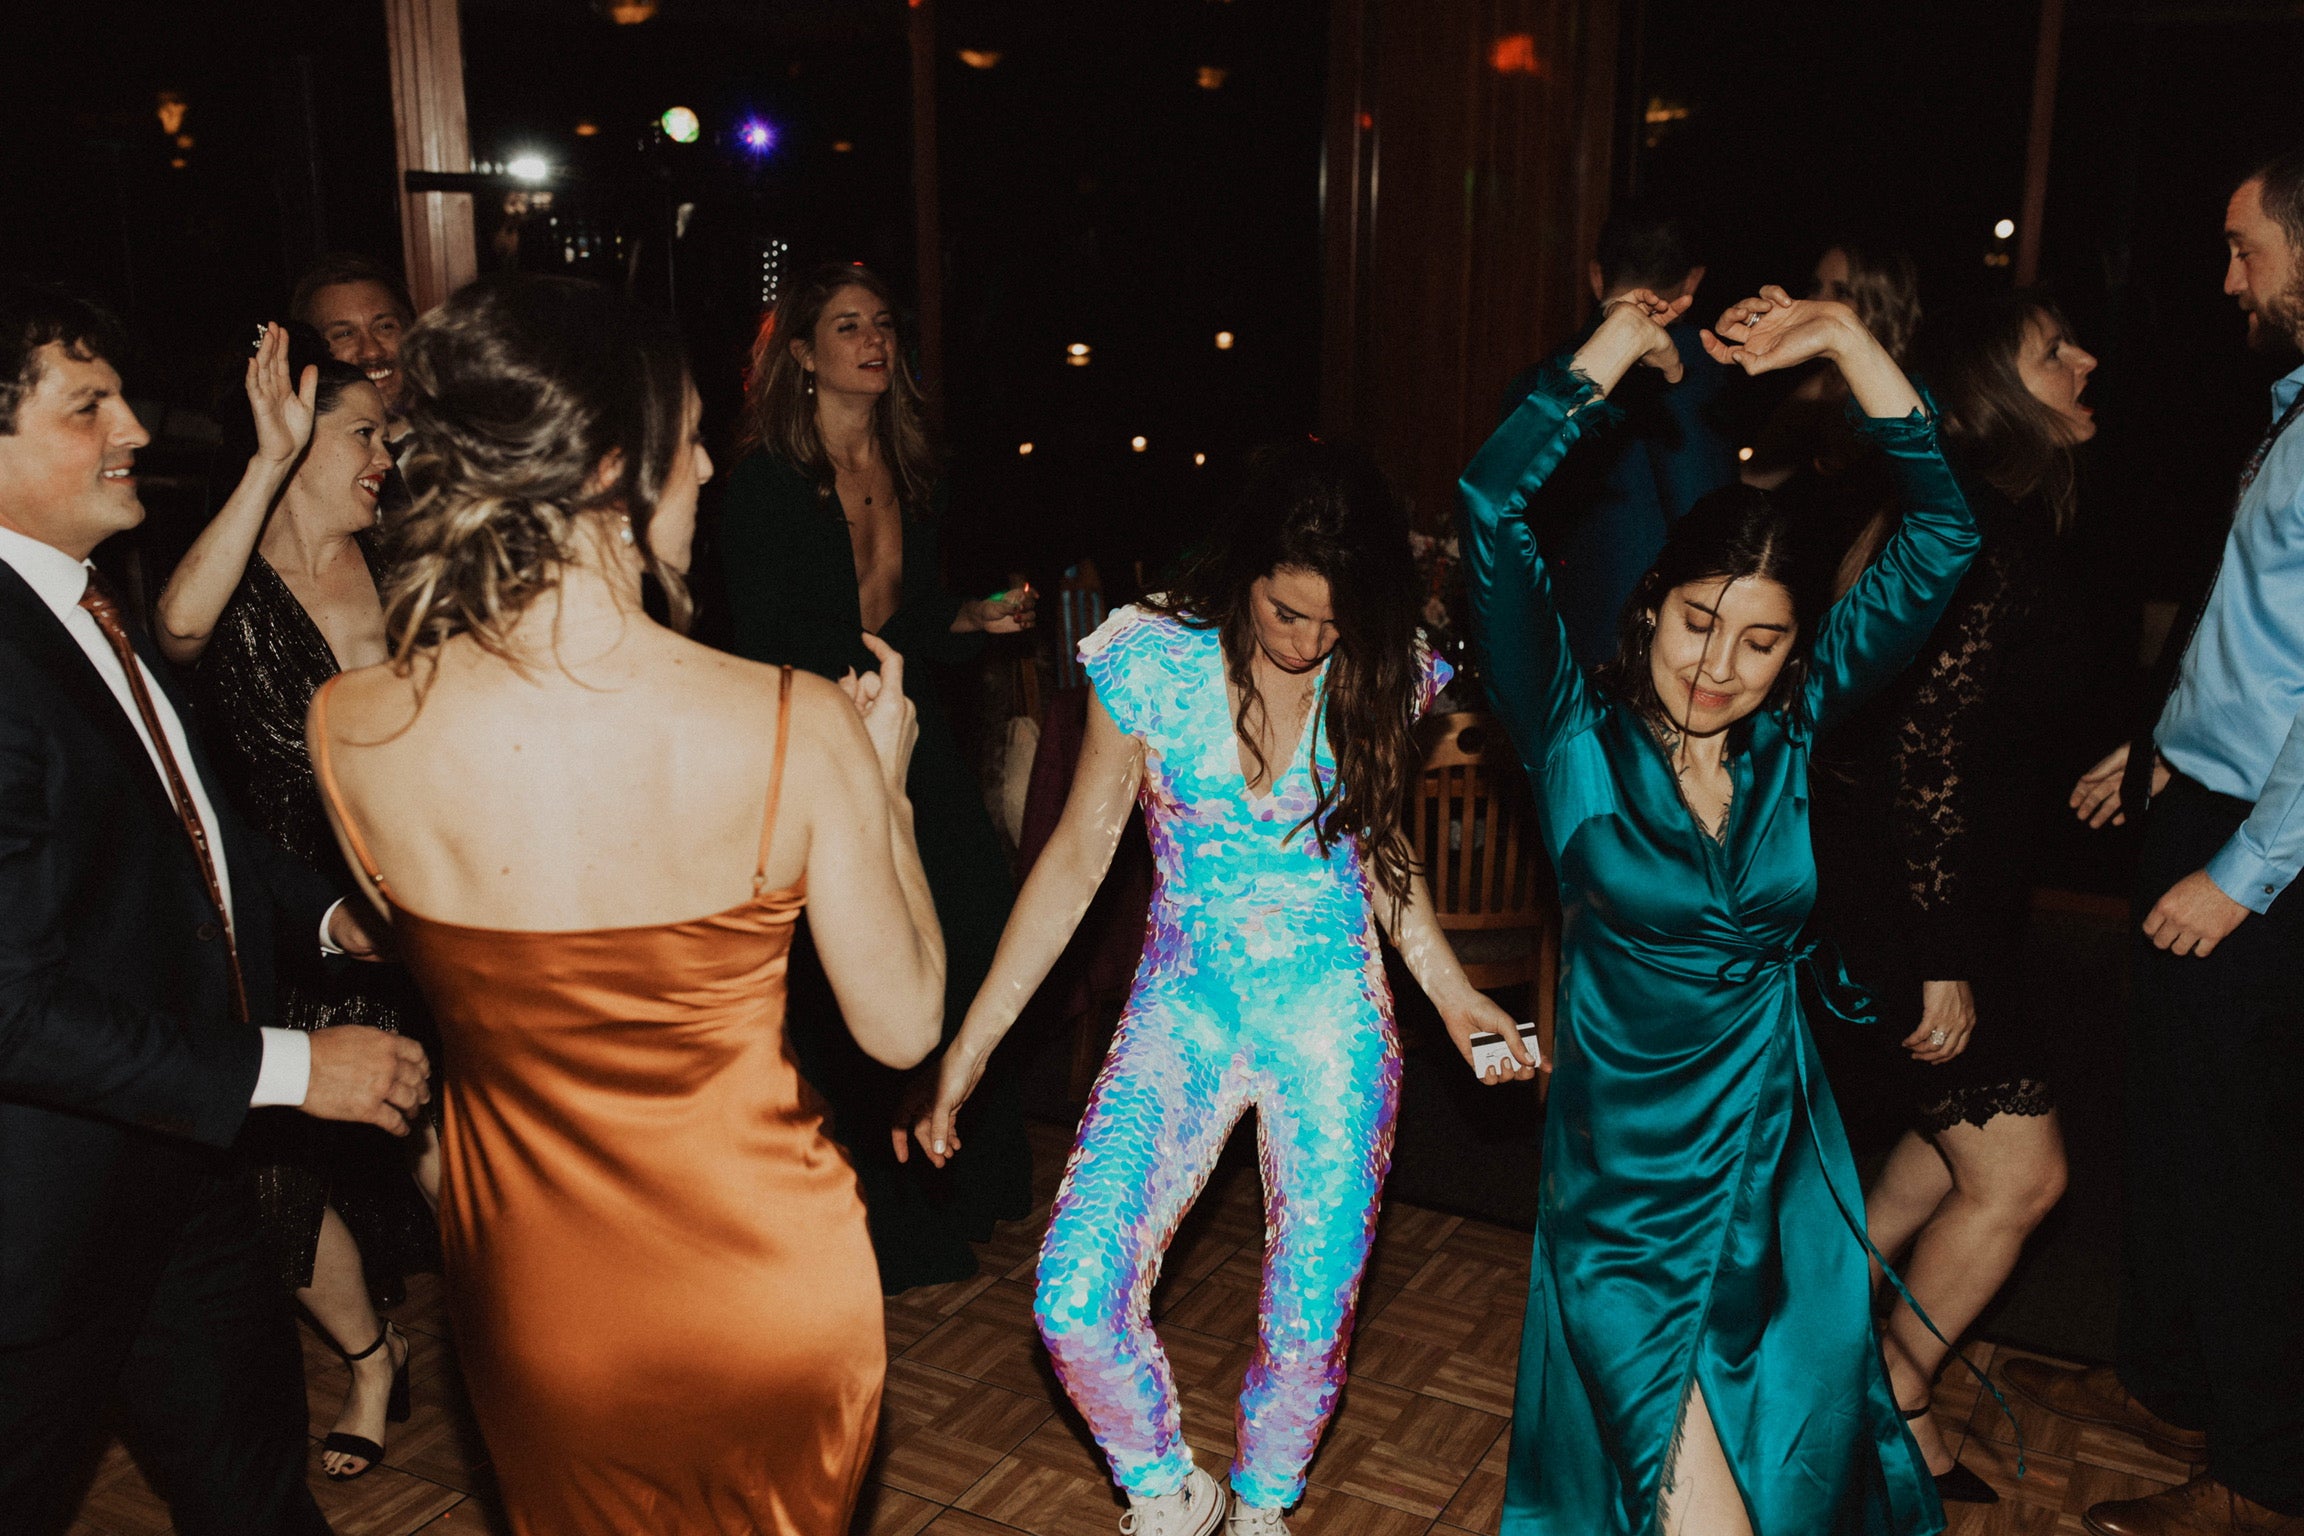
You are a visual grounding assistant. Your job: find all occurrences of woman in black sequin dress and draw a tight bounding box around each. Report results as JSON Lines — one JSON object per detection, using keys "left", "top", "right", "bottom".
{"left": 155, "top": 323, "right": 435, "bottom": 1481}
{"left": 1808, "top": 290, "right": 2096, "bottom": 1502}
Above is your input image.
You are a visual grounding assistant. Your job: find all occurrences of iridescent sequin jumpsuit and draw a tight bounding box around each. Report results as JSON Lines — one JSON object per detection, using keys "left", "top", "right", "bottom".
{"left": 1035, "top": 606, "right": 1448, "bottom": 1509}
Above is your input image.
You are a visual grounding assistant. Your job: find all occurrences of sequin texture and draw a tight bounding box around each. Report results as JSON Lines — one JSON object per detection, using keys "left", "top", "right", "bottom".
{"left": 1034, "top": 607, "right": 1448, "bottom": 1509}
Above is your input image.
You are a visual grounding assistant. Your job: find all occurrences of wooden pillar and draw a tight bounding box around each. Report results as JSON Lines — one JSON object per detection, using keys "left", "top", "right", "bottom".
{"left": 1321, "top": 0, "right": 1620, "bottom": 531}
{"left": 2015, "top": 0, "right": 2065, "bottom": 286}
{"left": 910, "top": 0, "right": 945, "bottom": 427}
{"left": 383, "top": 0, "right": 478, "bottom": 314}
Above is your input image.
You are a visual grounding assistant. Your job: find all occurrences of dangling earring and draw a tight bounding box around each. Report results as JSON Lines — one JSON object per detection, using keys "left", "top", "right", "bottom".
{"left": 803, "top": 368, "right": 816, "bottom": 396}
{"left": 618, "top": 515, "right": 636, "bottom": 546}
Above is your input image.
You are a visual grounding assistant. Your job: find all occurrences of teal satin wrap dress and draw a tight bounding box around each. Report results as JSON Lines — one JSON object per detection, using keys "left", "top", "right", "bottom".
{"left": 1457, "top": 360, "right": 1979, "bottom": 1536}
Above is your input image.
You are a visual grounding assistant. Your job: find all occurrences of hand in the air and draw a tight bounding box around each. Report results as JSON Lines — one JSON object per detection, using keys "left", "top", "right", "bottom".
{"left": 1701, "top": 287, "right": 1863, "bottom": 376}
{"left": 838, "top": 633, "right": 919, "bottom": 789}
{"left": 1598, "top": 288, "right": 1691, "bottom": 383}
{"left": 247, "top": 322, "right": 319, "bottom": 468}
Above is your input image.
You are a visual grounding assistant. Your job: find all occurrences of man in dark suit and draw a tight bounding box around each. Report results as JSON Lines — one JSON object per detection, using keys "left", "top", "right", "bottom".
{"left": 0, "top": 280, "right": 430, "bottom": 1533}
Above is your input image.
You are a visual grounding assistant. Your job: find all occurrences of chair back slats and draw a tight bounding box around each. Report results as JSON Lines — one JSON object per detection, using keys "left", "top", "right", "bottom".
{"left": 1053, "top": 559, "right": 1108, "bottom": 693}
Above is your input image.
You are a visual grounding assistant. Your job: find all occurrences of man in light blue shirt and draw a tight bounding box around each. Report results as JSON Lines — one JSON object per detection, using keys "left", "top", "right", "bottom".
{"left": 2025, "top": 152, "right": 2304, "bottom": 1536}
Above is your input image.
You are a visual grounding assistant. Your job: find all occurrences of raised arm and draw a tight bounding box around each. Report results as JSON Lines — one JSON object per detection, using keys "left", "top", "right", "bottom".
{"left": 1704, "top": 290, "right": 1978, "bottom": 730}
{"left": 900, "top": 690, "right": 1144, "bottom": 1164}
{"left": 155, "top": 324, "right": 314, "bottom": 666}
{"left": 798, "top": 637, "right": 947, "bottom": 1069}
{"left": 1459, "top": 295, "right": 1686, "bottom": 772}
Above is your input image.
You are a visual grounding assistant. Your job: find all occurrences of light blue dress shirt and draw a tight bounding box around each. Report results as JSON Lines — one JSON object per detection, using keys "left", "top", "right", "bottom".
{"left": 2156, "top": 361, "right": 2304, "bottom": 912}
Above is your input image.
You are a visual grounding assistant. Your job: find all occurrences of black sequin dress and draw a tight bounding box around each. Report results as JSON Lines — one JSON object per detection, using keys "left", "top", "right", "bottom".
{"left": 191, "top": 536, "right": 438, "bottom": 1304}
{"left": 1809, "top": 476, "right": 2067, "bottom": 1137}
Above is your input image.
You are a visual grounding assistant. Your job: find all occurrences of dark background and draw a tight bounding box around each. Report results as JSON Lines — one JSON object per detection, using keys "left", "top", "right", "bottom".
{"left": 2, "top": 0, "right": 2301, "bottom": 871}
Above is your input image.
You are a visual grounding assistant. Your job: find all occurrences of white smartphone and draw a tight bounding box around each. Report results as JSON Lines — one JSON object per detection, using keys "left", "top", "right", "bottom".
{"left": 1468, "top": 1021, "right": 1543, "bottom": 1079}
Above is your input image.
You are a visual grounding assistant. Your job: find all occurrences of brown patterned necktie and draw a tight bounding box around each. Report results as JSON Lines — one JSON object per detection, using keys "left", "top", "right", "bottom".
{"left": 77, "top": 570, "right": 249, "bottom": 1023}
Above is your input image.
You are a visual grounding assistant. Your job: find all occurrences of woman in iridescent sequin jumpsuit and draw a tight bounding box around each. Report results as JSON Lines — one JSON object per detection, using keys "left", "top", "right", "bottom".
{"left": 904, "top": 441, "right": 1534, "bottom": 1536}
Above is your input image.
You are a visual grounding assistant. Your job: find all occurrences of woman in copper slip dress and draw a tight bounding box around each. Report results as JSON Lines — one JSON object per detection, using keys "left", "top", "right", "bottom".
{"left": 307, "top": 274, "right": 947, "bottom": 1535}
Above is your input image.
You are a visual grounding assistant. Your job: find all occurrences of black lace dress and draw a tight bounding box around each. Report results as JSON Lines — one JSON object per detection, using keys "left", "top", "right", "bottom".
{"left": 190, "top": 537, "right": 438, "bottom": 1304}
{"left": 1809, "top": 477, "right": 2067, "bottom": 1137}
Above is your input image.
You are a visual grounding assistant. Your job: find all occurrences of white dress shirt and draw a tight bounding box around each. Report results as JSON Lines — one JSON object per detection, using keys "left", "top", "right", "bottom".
{"left": 0, "top": 523, "right": 313, "bottom": 1106}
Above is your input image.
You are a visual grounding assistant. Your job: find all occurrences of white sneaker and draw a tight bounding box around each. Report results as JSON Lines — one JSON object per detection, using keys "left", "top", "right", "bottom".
{"left": 1226, "top": 1493, "right": 1290, "bottom": 1536}
{"left": 1119, "top": 1466, "right": 1226, "bottom": 1536}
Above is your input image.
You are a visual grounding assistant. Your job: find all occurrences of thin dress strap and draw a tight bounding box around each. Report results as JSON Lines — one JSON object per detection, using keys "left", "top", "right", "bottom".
{"left": 310, "top": 674, "right": 390, "bottom": 898}
{"left": 753, "top": 666, "right": 795, "bottom": 895}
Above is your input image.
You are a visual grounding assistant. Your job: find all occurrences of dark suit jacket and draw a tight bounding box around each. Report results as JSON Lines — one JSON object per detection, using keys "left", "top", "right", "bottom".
{"left": 0, "top": 559, "right": 339, "bottom": 1342}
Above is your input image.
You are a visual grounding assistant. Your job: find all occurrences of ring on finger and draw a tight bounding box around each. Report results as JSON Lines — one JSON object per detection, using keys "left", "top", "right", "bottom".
{"left": 1927, "top": 1028, "right": 1948, "bottom": 1046}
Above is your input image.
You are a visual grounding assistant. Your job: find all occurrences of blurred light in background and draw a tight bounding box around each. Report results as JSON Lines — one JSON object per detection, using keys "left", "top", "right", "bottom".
{"left": 1490, "top": 34, "right": 1540, "bottom": 75}
{"left": 660, "top": 106, "right": 701, "bottom": 144}
{"left": 1197, "top": 66, "right": 1228, "bottom": 90}
{"left": 1067, "top": 342, "right": 1092, "bottom": 367}
{"left": 1130, "top": 435, "right": 1148, "bottom": 452}
{"left": 1994, "top": 217, "right": 2016, "bottom": 239}
{"left": 507, "top": 153, "right": 551, "bottom": 182}
{"left": 1214, "top": 330, "right": 1235, "bottom": 350}
{"left": 958, "top": 49, "right": 1003, "bottom": 70}
{"left": 739, "top": 118, "right": 777, "bottom": 155}
{"left": 1018, "top": 442, "right": 1035, "bottom": 456}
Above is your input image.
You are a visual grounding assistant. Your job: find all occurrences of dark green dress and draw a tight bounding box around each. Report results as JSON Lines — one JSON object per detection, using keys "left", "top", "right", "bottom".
{"left": 714, "top": 450, "right": 1032, "bottom": 1292}
{"left": 1460, "top": 362, "right": 1978, "bottom": 1535}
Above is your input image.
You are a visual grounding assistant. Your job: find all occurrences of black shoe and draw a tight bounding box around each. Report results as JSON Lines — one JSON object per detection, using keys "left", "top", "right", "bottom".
{"left": 1902, "top": 1400, "right": 1999, "bottom": 1505}
{"left": 321, "top": 1321, "right": 411, "bottom": 1481}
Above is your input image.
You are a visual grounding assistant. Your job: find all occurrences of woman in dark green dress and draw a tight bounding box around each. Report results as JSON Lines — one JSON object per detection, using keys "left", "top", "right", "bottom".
{"left": 1460, "top": 287, "right": 1978, "bottom": 1535}
{"left": 714, "top": 263, "right": 1036, "bottom": 1291}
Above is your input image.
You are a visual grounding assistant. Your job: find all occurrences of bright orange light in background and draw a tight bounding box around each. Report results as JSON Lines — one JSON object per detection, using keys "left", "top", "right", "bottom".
{"left": 1490, "top": 34, "right": 1541, "bottom": 75}
{"left": 599, "top": 0, "right": 657, "bottom": 22}
{"left": 1130, "top": 436, "right": 1148, "bottom": 453}
{"left": 156, "top": 91, "right": 187, "bottom": 136}
{"left": 1214, "top": 331, "right": 1235, "bottom": 350}
{"left": 1196, "top": 66, "right": 1228, "bottom": 90}
{"left": 574, "top": 121, "right": 600, "bottom": 137}
{"left": 958, "top": 49, "right": 1002, "bottom": 69}
{"left": 1018, "top": 442, "right": 1034, "bottom": 456}
{"left": 832, "top": 141, "right": 854, "bottom": 153}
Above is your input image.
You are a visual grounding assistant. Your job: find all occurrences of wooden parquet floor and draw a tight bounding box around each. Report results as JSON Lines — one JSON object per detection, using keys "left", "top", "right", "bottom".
{"left": 69, "top": 1120, "right": 2185, "bottom": 1536}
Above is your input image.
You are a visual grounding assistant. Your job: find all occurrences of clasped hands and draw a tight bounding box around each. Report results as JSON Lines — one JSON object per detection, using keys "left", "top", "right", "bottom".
{"left": 1584, "top": 284, "right": 1872, "bottom": 393}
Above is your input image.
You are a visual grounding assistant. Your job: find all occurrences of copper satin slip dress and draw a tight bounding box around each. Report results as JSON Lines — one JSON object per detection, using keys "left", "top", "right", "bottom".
{"left": 314, "top": 667, "right": 883, "bottom": 1536}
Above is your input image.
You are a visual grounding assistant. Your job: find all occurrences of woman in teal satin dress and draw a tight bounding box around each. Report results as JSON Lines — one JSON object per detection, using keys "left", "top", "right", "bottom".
{"left": 1458, "top": 288, "right": 1979, "bottom": 1536}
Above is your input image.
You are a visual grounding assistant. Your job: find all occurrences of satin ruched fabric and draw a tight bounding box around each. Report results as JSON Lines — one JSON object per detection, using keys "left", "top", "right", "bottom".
{"left": 314, "top": 669, "right": 881, "bottom": 1536}
{"left": 1034, "top": 609, "right": 1445, "bottom": 1509}
{"left": 1459, "top": 362, "right": 1978, "bottom": 1536}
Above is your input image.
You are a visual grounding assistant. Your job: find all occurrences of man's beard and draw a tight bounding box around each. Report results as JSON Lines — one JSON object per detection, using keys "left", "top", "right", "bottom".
{"left": 2247, "top": 269, "right": 2304, "bottom": 354}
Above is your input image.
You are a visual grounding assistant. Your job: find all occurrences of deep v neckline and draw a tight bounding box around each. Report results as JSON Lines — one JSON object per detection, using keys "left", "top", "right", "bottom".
{"left": 253, "top": 534, "right": 384, "bottom": 677}
{"left": 1223, "top": 653, "right": 1324, "bottom": 806}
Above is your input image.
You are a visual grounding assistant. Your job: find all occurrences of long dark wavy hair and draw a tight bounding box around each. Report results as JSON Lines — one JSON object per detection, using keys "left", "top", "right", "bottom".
{"left": 1148, "top": 439, "right": 1426, "bottom": 901}
{"left": 1913, "top": 289, "right": 2082, "bottom": 533}
{"left": 1594, "top": 482, "right": 1833, "bottom": 727}
{"left": 739, "top": 262, "right": 938, "bottom": 510}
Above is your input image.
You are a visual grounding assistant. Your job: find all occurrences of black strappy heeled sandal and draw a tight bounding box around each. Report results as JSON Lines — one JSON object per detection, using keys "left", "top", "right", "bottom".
{"left": 1901, "top": 1400, "right": 1998, "bottom": 1504}
{"left": 322, "top": 1321, "right": 411, "bottom": 1481}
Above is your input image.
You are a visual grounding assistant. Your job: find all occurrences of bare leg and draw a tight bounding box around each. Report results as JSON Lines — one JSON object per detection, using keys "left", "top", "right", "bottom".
{"left": 1863, "top": 1129, "right": 1954, "bottom": 1266}
{"left": 295, "top": 1205, "right": 407, "bottom": 1478}
{"left": 412, "top": 1122, "right": 442, "bottom": 1213}
{"left": 1657, "top": 1381, "right": 1753, "bottom": 1536}
{"left": 1875, "top": 1110, "right": 2067, "bottom": 1472}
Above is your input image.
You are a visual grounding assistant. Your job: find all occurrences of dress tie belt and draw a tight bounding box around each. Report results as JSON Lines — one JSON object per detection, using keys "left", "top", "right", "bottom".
{"left": 1721, "top": 935, "right": 2027, "bottom": 1478}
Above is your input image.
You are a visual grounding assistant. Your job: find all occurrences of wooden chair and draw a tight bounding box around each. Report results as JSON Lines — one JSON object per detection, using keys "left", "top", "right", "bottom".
{"left": 1407, "top": 711, "right": 1560, "bottom": 1095}
{"left": 1052, "top": 558, "right": 1108, "bottom": 693}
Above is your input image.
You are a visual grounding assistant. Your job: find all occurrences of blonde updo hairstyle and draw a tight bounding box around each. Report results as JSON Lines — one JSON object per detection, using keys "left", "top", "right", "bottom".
{"left": 385, "top": 273, "right": 693, "bottom": 669}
